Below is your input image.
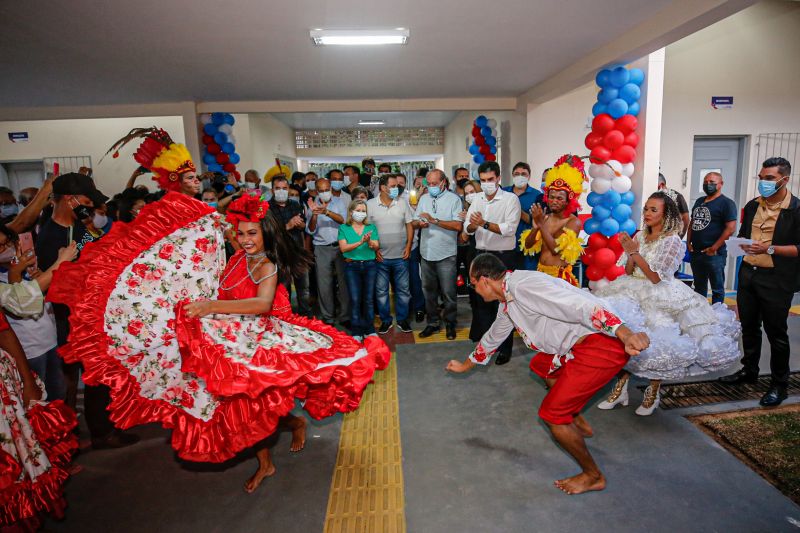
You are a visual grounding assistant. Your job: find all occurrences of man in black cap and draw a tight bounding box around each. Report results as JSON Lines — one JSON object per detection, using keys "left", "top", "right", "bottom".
{"left": 36, "top": 172, "right": 139, "bottom": 449}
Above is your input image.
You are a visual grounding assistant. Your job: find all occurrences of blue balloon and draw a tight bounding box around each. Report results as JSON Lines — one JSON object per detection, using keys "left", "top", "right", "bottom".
{"left": 229, "top": 153, "right": 241, "bottom": 164}
{"left": 620, "top": 191, "right": 635, "bottom": 205}
{"left": 586, "top": 192, "right": 603, "bottom": 207}
{"left": 591, "top": 102, "right": 607, "bottom": 116}
{"left": 602, "top": 189, "right": 622, "bottom": 208}
{"left": 610, "top": 66, "right": 630, "bottom": 88}
{"left": 489, "top": 145, "right": 497, "bottom": 154}
{"left": 211, "top": 112, "right": 225, "bottom": 125}
{"left": 595, "top": 69, "right": 612, "bottom": 88}
{"left": 473, "top": 154, "right": 485, "bottom": 164}
{"left": 592, "top": 205, "right": 611, "bottom": 221}
{"left": 214, "top": 132, "right": 228, "bottom": 145}
{"left": 223, "top": 113, "right": 235, "bottom": 125}
{"left": 597, "top": 87, "right": 618, "bottom": 104}
{"left": 628, "top": 68, "right": 645, "bottom": 86}
{"left": 619, "top": 83, "right": 641, "bottom": 105}
{"left": 607, "top": 98, "right": 629, "bottom": 119}
{"left": 481, "top": 126, "right": 492, "bottom": 138}
{"left": 600, "top": 218, "right": 620, "bottom": 237}
{"left": 203, "top": 153, "right": 217, "bottom": 165}
{"left": 583, "top": 217, "right": 600, "bottom": 235}
{"left": 620, "top": 219, "right": 637, "bottom": 236}
{"left": 207, "top": 163, "right": 223, "bottom": 172}
{"left": 612, "top": 204, "right": 632, "bottom": 222}
{"left": 203, "top": 123, "right": 218, "bottom": 136}
{"left": 485, "top": 135, "right": 496, "bottom": 146}
{"left": 222, "top": 142, "right": 235, "bottom": 154}
{"left": 469, "top": 144, "right": 480, "bottom": 155}
{"left": 628, "top": 102, "right": 640, "bottom": 117}
{"left": 475, "top": 115, "right": 488, "bottom": 128}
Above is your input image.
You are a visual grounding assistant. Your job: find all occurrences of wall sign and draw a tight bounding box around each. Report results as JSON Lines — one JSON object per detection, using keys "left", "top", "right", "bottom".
{"left": 7, "top": 132, "right": 29, "bottom": 142}
{"left": 711, "top": 96, "right": 733, "bottom": 110}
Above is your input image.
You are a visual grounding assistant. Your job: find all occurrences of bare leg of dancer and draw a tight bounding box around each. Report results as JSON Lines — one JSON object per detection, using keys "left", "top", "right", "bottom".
{"left": 284, "top": 414, "right": 307, "bottom": 452}
{"left": 547, "top": 421, "right": 605, "bottom": 495}
{"left": 244, "top": 445, "right": 276, "bottom": 493}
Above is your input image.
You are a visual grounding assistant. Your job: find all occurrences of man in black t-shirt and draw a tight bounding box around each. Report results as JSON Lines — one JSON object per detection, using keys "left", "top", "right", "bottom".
{"left": 269, "top": 176, "right": 311, "bottom": 316}
{"left": 36, "top": 173, "right": 139, "bottom": 450}
{"left": 686, "top": 172, "right": 737, "bottom": 304}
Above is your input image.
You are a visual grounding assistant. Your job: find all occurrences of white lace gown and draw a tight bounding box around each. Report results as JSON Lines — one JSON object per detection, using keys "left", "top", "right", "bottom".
{"left": 594, "top": 233, "right": 741, "bottom": 380}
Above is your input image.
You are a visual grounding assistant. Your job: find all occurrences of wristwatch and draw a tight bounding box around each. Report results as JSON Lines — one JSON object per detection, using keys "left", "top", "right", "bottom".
{"left": 483, "top": 221, "right": 490, "bottom": 230}
{"left": 433, "top": 218, "right": 440, "bottom": 225}
{"left": 767, "top": 245, "right": 775, "bottom": 255}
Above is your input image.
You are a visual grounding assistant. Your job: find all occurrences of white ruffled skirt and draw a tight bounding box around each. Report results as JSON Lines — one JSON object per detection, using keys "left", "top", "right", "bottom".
{"left": 595, "top": 276, "right": 741, "bottom": 380}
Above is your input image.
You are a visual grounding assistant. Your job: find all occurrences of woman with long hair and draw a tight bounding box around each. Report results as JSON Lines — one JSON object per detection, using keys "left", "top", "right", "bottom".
{"left": 594, "top": 191, "right": 740, "bottom": 415}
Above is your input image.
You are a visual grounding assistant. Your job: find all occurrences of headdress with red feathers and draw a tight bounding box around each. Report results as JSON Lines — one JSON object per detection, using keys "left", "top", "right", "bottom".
{"left": 226, "top": 193, "right": 270, "bottom": 228}
{"left": 103, "top": 127, "right": 196, "bottom": 192}
{"left": 543, "top": 154, "right": 587, "bottom": 216}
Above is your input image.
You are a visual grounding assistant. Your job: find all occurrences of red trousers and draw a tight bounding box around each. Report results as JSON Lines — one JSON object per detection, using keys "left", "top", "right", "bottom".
{"left": 529, "top": 333, "right": 628, "bottom": 425}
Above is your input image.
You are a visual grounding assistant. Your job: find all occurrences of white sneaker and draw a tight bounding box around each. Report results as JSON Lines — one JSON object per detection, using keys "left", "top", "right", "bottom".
{"left": 597, "top": 378, "right": 629, "bottom": 409}
{"left": 635, "top": 385, "right": 661, "bottom": 416}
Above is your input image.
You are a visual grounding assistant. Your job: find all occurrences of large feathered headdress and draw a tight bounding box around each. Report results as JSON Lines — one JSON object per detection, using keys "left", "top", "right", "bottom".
{"left": 225, "top": 192, "right": 270, "bottom": 228}
{"left": 544, "top": 154, "right": 586, "bottom": 216}
{"left": 104, "top": 127, "right": 196, "bottom": 192}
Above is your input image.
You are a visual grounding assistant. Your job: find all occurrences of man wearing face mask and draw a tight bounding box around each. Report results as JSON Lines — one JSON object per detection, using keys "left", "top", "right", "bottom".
{"left": 271, "top": 176, "right": 311, "bottom": 316}
{"left": 720, "top": 157, "right": 800, "bottom": 407}
{"left": 686, "top": 172, "right": 737, "bottom": 304}
{"left": 328, "top": 169, "right": 351, "bottom": 205}
{"left": 367, "top": 174, "right": 414, "bottom": 334}
{"left": 360, "top": 158, "right": 376, "bottom": 188}
{"left": 343, "top": 165, "right": 367, "bottom": 199}
{"left": 504, "top": 162, "right": 543, "bottom": 270}
{"left": 0, "top": 188, "right": 19, "bottom": 224}
{"left": 465, "top": 161, "right": 521, "bottom": 364}
{"left": 304, "top": 171, "right": 318, "bottom": 204}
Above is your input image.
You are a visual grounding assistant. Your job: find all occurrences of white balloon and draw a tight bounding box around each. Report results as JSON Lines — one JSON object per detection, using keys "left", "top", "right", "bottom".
{"left": 487, "top": 119, "right": 497, "bottom": 129}
{"left": 621, "top": 162, "right": 635, "bottom": 177}
{"left": 608, "top": 160, "right": 623, "bottom": 178}
{"left": 588, "top": 280, "right": 597, "bottom": 291}
{"left": 611, "top": 175, "right": 632, "bottom": 193}
{"left": 590, "top": 177, "right": 612, "bottom": 194}
{"left": 227, "top": 134, "right": 237, "bottom": 145}
{"left": 200, "top": 114, "right": 212, "bottom": 125}
{"left": 218, "top": 124, "right": 233, "bottom": 135}
{"left": 594, "top": 278, "right": 610, "bottom": 290}
{"left": 588, "top": 164, "right": 610, "bottom": 180}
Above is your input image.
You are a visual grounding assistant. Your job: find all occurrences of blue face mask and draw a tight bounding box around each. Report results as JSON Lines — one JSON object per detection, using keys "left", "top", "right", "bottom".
{"left": 428, "top": 186, "right": 441, "bottom": 197}
{"left": 206, "top": 201, "right": 218, "bottom": 208}
{"left": 388, "top": 187, "right": 399, "bottom": 199}
{"left": 0, "top": 204, "right": 18, "bottom": 218}
{"left": 331, "top": 180, "right": 344, "bottom": 191}
{"left": 758, "top": 178, "right": 786, "bottom": 198}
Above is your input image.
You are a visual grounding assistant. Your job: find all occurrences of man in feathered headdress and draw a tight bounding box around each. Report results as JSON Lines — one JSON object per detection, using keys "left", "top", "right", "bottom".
{"left": 520, "top": 154, "right": 586, "bottom": 286}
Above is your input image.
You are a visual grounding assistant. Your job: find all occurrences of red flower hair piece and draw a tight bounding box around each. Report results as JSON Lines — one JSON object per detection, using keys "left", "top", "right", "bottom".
{"left": 226, "top": 193, "right": 270, "bottom": 227}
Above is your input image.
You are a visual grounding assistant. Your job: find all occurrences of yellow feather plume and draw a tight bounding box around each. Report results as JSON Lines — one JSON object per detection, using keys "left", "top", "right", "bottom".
{"left": 152, "top": 143, "right": 193, "bottom": 173}
{"left": 554, "top": 228, "right": 585, "bottom": 265}
{"left": 544, "top": 163, "right": 584, "bottom": 195}
{"left": 519, "top": 229, "right": 543, "bottom": 256}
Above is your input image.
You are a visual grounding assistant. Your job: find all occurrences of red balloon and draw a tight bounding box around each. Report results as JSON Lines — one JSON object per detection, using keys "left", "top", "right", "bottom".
{"left": 586, "top": 265, "right": 604, "bottom": 282}
{"left": 611, "top": 145, "right": 636, "bottom": 164}
{"left": 616, "top": 115, "right": 638, "bottom": 135}
{"left": 590, "top": 145, "right": 612, "bottom": 164}
{"left": 216, "top": 153, "right": 230, "bottom": 164}
{"left": 207, "top": 143, "right": 221, "bottom": 155}
{"left": 603, "top": 130, "right": 625, "bottom": 150}
{"left": 232, "top": 170, "right": 241, "bottom": 180}
{"left": 588, "top": 233, "right": 609, "bottom": 251}
{"left": 472, "top": 126, "right": 481, "bottom": 137}
{"left": 223, "top": 163, "right": 236, "bottom": 172}
{"left": 475, "top": 134, "right": 485, "bottom": 146}
{"left": 624, "top": 132, "right": 639, "bottom": 148}
{"left": 581, "top": 251, "right": 594, "bottom": 265}
{"left": 202, "top": 134, "right": 214, "bottom": 145}
{"left": 485, "top": 153, "right": 497, "bottom": 162}
{"left": 593, "top": 247, "right": 617, "bottom": 270}
{"left": 584, "top": 131, "right": 604, "bottom": 150}
{"left": 479, "top": 144, "right": 491, "bottom": 155}
{"left": 605, "top": 265, "right": 626, "bottom": 281}
{"left": 591, "top": 113, "right": 616, "bottom": 134}
{"left": 607, "top": 234, "right": 624, "bottom": 256}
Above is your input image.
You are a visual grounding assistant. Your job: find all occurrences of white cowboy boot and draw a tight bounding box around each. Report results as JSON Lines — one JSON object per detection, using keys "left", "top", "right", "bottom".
{"left": 635, "top": 383, "right": 661, "bottom": 416}
{"left": 597, "top": 376, "right": 629, "bottom": 409}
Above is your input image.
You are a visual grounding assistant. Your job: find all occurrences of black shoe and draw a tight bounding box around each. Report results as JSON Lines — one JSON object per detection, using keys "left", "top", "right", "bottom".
{"left": 419, "top": 325, "right": 440, "bottom": 338}
{"left": 719, "top": 368, "right": 758, "bottom": 385}
{"left": 397, "top": 320, "right": 412, "bottom": 333}
{"left": 340, "top": 320, "right": 351, "bottom": 329}
{"left": 759, "top": 385, "right": 788, "bottom": 407}
{"left": 445, "top": 323, "right": 457, "bottom": 340}
{"left": 495, "top": 352, "right": 511, "bottom": 365}
{"left": 91, "top": 431, "right": 140, "bottom": 450}
{"left": 415, "top": 310, "right": 425, "bottom": 323}
{"left": 378, "top": 321, "right": 393, "bottom": 335}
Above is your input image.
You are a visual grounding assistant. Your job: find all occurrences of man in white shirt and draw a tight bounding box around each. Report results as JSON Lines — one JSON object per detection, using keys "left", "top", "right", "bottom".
{"left": 464, "top": 161, "right": 521, "bottom": 364}
{"left": 447, "top": 253, "right": 650, "bottom": 496}
{"left": 328, "top": 169, "right": 351, "bottom": 205}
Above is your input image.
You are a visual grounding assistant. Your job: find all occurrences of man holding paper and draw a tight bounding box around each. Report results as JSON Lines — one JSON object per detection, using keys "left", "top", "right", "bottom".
{"left": 720, "top": 157, "right": 800, "bottom": 407}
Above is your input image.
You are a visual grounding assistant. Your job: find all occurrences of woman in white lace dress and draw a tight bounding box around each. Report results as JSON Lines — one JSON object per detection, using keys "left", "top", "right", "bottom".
{"left": 594, "top": 191, "right": 740, "bottom": 415}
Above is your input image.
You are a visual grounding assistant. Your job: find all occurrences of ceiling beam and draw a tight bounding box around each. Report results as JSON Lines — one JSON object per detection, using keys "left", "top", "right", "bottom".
{"left": 0, "top": 102, "right": 197, "bottom": 122}
{"left": 196, "top": 98, "right": 518, "bottom": 114}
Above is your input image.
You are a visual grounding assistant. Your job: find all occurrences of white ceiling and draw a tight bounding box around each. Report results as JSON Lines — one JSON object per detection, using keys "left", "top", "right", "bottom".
{"left": 271, "top": 111, "right": 459, "bottom": 129}
{"left": 0, "top": 0, "right": 676, "bottom": 107}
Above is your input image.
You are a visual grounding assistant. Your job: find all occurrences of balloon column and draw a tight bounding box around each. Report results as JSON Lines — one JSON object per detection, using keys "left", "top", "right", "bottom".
{"left": 468, "top": 115, "right": 497, "bottom": 165}
{"left": 199, "top": 113, "right": 241, "bottom": 181}
{"left": 582, "top": 65, "right": 644, "bottom": 290}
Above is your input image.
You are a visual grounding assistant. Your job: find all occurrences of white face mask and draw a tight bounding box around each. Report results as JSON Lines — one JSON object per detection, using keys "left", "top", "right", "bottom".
{"left": 273, "top": 189, "right": 289, "bottom": 203}
{"left": 482, "top": 181, "right": 498, "bottom": 195}
{"left": 93, "top": 213, "right": 109, "bottom": 228}
{"left": 245, "top": 182, "right": 257, "bottom": 190}
{"left": 0, "top": 246, "right": 16, "bottom": 263}
{"left": 351, "top": 211, "right": 367, "bottom": 223}
{"left": 318, "top": 191, "right": 332, "bottom": 202}
{"left": 465, "top": 192, "right": 478, "bottom": 205}
{"left": 307, "top": 180, "right": 316, "bottom": 191}
{"left": 513, "top": 175, "right": 529, "bottom": 189}
{"left": 343, "top": 175, "right": 352, "bottom": 187}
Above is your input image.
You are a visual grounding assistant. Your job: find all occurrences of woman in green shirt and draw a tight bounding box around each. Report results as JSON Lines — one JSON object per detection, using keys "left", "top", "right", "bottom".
{"left": 338, "top": 200, "right": 379, "bottom": 340}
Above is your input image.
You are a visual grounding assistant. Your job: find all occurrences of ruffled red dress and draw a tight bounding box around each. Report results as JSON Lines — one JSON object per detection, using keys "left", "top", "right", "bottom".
{"left": 49, "top": 193, "right": 389, "bottom": 463}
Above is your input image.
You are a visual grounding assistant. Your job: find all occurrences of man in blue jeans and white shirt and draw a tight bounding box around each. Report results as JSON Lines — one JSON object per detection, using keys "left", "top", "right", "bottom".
{"left": 687, "top": 171, "right": 737, "bottom": 304}
{"left": 367, "top": 174, "right": 414, "bottom": 334}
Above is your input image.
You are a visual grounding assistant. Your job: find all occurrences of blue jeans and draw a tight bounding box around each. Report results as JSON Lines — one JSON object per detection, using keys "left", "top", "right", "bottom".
{"left": 376, "top": 257, "right": 411, "bottom": 323}
{"left": 409, "top": 247, "right": 425, "bottom": 313}
{"left": 690, "top": 252, "right": 727, "bottom": 304}
{"left": 27, "top": 347, "right": 66, "bottom": 401}
{"left": 344, "top": 260, "right": 377, "bottom": 336}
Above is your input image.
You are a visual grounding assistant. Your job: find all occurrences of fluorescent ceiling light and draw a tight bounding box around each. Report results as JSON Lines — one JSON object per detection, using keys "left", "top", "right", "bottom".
{"left": 358, "top": 120, "right": 385, "bottom": 125}
{"left": 311, "top": 29, "right": 409, "bottom": 46}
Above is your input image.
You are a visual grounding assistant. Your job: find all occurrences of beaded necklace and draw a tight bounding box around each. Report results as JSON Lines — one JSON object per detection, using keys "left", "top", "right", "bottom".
{"left": 219, "top": 252, "right": 268, "bottom": 291}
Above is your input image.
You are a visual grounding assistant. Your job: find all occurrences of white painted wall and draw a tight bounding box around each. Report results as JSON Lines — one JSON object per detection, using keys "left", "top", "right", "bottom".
{"left": 444, "top": 110, "right": 526, "bottom": 184}
{"left": 0, "top": 116, "right": 185, "bottom": 195}
{"left": 243, "top": 113, "right": 297, "bottom": 175}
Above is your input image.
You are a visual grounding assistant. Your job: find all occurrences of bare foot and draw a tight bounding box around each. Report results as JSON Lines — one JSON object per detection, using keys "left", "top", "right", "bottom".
{"left": 289, "top": 417, "right": 306, "bottom": 452}
{"left": 244, "top": 463, "right": 276, "bottom": 494}
{"left": 554, "top": 472, "right": 606, "bottom": 495}
{"left": 573, "top": 415, "right": 594, "bottom": 438}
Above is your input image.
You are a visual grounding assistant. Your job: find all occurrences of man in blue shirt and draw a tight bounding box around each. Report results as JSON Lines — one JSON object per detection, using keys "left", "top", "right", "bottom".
{"left": 504, "top": 162, "right": 542, "bottom": 270}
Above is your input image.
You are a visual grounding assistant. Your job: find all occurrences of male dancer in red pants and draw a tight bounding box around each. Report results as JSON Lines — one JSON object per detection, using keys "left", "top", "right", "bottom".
{"left": 447, "top": 253, "right": 650, "bottom": 494}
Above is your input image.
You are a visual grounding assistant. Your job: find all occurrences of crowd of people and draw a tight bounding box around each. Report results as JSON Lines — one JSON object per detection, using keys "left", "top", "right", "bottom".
{"left": 0, "top": 127, "right": 796, "bottom": 522}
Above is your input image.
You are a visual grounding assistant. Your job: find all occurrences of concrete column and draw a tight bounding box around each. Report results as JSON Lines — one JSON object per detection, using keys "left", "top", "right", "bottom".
{"left": 179, "top": 101, "right": 202, "bottom": 170}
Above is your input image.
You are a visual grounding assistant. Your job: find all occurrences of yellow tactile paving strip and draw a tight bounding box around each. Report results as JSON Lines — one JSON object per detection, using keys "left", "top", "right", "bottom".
{"left": 323, "top": 354, "right": 406, "bottom": 533}
{"left": 412, "top": 327, "right": 471, "bottom": 343}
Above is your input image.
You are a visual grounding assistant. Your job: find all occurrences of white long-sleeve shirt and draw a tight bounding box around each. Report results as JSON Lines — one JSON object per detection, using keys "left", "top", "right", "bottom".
{"left": 465, "top": 188, "right": 521, "bottom": 251}
{"left": 469, "top": 271, "right": 625, "bottom": 371}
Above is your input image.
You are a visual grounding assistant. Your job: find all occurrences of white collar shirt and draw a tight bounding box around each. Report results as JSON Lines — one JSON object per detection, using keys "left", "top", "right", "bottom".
{"left": 465, "top": 187, "right": 521, "bottom": 251}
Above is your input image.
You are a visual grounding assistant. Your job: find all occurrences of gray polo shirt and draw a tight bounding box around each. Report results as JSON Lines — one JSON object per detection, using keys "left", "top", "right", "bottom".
{"left": 414, "top": 190, "right": 463, "bottom": 261}
{"left": 367, "top": 196, "right": 413, "bottom": 259}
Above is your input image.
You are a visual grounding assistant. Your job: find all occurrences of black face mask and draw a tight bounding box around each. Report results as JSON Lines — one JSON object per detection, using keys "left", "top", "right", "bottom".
{"left": 397, "top": 185, "right": 405, "bottom": 195}
{"left": 73, "top": 204, "right": 94, "bottom": 221}
{"left": 703, "top": 183, "right": 718, "bottom": 195}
